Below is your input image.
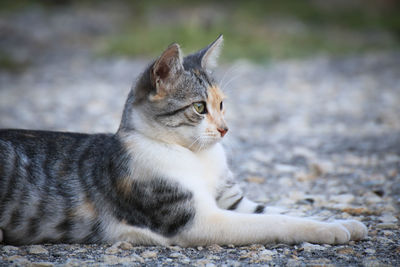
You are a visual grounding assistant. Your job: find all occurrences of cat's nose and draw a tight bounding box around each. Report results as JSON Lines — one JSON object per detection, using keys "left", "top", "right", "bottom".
{"left": 217, "top": 127, "right": 228, "bottom": 137}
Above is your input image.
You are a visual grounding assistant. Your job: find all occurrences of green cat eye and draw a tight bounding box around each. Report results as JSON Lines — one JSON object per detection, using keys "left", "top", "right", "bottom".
{"left": 193, "top": 102, "right": 207, "bottom": 114}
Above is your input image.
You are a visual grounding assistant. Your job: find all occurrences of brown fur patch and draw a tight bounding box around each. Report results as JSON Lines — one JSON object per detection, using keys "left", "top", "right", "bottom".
{"left": 206, "top": 85, "right": 226, "bottom": 127}
{"left": 117, "top": 176, "right": 134, "bottom": 197}
{"left": 74, "top": 198, "right": 97, "bottom": 219}
{"left": 193, "top": 69, "right": 201, "bottom": 76}
{"left": 149, "top": 91, "right": 167, "bottom": 101}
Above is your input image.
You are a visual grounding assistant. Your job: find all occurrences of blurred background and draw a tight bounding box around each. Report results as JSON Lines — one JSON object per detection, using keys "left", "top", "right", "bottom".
{"left": 0, "top": 3, "right": 400, "bottom": 264}
{"left": 1, "top": 0, "right": 399, "bottom": 71}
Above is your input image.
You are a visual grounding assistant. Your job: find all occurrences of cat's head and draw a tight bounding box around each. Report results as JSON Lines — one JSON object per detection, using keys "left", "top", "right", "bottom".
{"left": 119, "top": 35, "right": 227, "bottom": 151}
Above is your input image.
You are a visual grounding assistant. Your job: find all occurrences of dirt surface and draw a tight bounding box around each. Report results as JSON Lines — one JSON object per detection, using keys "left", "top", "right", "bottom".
{"left": 0, "top": 5, "right": 399, "bottom": 267}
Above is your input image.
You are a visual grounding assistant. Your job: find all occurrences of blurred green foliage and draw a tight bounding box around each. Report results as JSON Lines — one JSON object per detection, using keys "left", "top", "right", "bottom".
{"left": 105, "top": 0, "right": 400, "bottom": 61}
{"left": 1, "top": 0, "right": 399, "bottom": 62}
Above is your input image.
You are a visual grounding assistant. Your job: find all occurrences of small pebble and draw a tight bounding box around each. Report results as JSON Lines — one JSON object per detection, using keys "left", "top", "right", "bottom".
{"left": 300, "top": 242, "right": 326, "bottom": 252}
{"left": 380, "top": 213, "right": 398, "bottom": 223}
{"left": 259, "top": 254, "right": 273, "bottom": 261}
{"left": 287, "top": 259, "right": 303, "bottom": 267}
{"left": 118, "top": 241, "right": 134, "bottom": 250}
{"left": 246, "top": 176, "right": 265, "bottom": 184}
{"left": 141, "top": 250, "right": 158, "bottom": 259}
{"left": 6, "top": 255, "right": 30, "bottom": 264}
{"left": 28, "top": 245, "right": 49, "bottom": 254}
{"left": 73, "top": 248, "right": 87, "bottom": 253}
{"left": 207, "top": 255, "right": 221, "bottom": 260}
{"left": 362, "top": 259, "right": 383, "bottom": 267}
{"left": 330, "top": 194, "right": 355, "bottom": 204}
{"left": 130, "top": 254, "right": 145, "bottom": 263}
{"left": 2, "top": 245, "right": 19, "bottom": 253}
{"left": 207, "top": 244, "right": 223, "bottom": 252}
{"left": 63, "top": 259, "right": 86, "bottom": 267}
{"left": 102, "top": 255, "right": 131, "bottom": 264}
{"left": 336, "top": 247, "right": 355, "bottom": 255}
{"left": 365, "top": 248, "right": 375, "bottom": 254}
{"left": 169, "top": 245, "right": 181, "bottom": 251}
{"left": 376, "top": 223, "right": 398, "bottom": 230}
{"left": 169, "top": 252, "right": 183, "bottom": 258}
{"left": 105, "top": 246, "right": 119, "bottom": 254}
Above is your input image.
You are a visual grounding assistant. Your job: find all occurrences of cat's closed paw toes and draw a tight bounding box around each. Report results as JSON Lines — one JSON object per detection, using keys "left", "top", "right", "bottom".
{"left": 336, "top": 220, "right": 368, "bottom": 241}
{"left": 313, "top": 223, "right": 350, "bottom": 244}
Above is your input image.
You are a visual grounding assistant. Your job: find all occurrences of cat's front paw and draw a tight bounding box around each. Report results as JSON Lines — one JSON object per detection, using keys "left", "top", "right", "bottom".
{"left": 336, "top": 220, "right": 368, "bottom": 241}
{"left": 312, "top": 222, "right": 350, "bottom": 244}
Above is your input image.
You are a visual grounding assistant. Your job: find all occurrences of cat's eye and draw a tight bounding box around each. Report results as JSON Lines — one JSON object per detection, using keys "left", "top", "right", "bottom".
{"left": 193, "top": 102, "right": 207, "bottom": 114}
{"left": 220, "top": 101, "right": 223, "bottom": 110}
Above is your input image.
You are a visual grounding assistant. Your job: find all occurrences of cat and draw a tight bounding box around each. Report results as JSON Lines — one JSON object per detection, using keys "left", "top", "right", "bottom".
{"left": 0, "top": 35, "right": 367, "bottom": 246}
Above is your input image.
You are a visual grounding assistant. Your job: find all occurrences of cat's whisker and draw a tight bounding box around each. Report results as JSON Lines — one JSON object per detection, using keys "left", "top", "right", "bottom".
{"left": 190, "top": 132, "right": 218, "bottom": 152}
{"left": 220, "top": 63, "right": 245, "bottom": 93}
{"left": 188, "top": 136, "right": 202, "bottom": 149}
{"left": 192, "top": 135, "right": 210, "bottom": 152}
{"left": 195, "top": 141, "right": 203, "bottom": 153}
{"left": 199, "top": 136, "right": 208, "bottom": 151}
{"left": 221, "top": 73, "right": 243, "bottom": 94}
{"left": 219, "top": 62, "right": 243, "bottom": 89}
{"left": 194, "top": 134, "right": 219, "bottom": 152}
{"left": 199, "top": 140, "right": 207, "bottom": 152}
{"left": 195, "top": 135, "right": 209, "bottom": 153}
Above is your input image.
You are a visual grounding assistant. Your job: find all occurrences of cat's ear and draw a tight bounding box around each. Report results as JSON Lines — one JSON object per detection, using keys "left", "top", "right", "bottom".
{"left": 200, "top": 34, "right": 224, "bottom": 70}
{"left": 150, "top": 43, "right": 184, "bottom": 101}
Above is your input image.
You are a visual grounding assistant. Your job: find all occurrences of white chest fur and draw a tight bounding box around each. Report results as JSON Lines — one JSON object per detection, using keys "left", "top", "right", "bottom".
{"left": 122, "top": 133, "right": 229, "bottom": 199}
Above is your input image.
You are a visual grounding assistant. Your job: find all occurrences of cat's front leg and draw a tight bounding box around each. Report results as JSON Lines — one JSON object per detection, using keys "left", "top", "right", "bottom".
{"left": 216, "top": 174, "right": 278, "bottom": 214}
{"left": 216, "top": 173, "right": 266, "bottom": 214}
{"left": 216, "top": 182, "right": 291, "bottom": 215}
{"left": 174, "top": 207, "right": 367, "bottom": 246}
{"left": 216, "top": 182, "right": 265, "bottom": 214}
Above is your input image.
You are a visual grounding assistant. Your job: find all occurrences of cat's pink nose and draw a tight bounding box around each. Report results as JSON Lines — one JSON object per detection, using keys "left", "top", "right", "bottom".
{"left": 217, "top": 127, "right": 228, "bottom": 137}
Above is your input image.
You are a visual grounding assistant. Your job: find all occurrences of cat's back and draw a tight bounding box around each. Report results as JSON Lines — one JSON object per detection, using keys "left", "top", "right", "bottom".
{"left": 0, "top": 129, "right": 97, "bottom": 151}
{"left": 0, "top": 129, "right": 111, "bottom": 183}
{"left": 0, "top": 128, "right": 112, "bottom": 158}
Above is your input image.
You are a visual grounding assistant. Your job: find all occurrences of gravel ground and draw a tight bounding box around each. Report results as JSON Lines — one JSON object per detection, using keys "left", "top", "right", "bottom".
{"left": 1, "top": 6, "right": 400, "bottom": 267}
